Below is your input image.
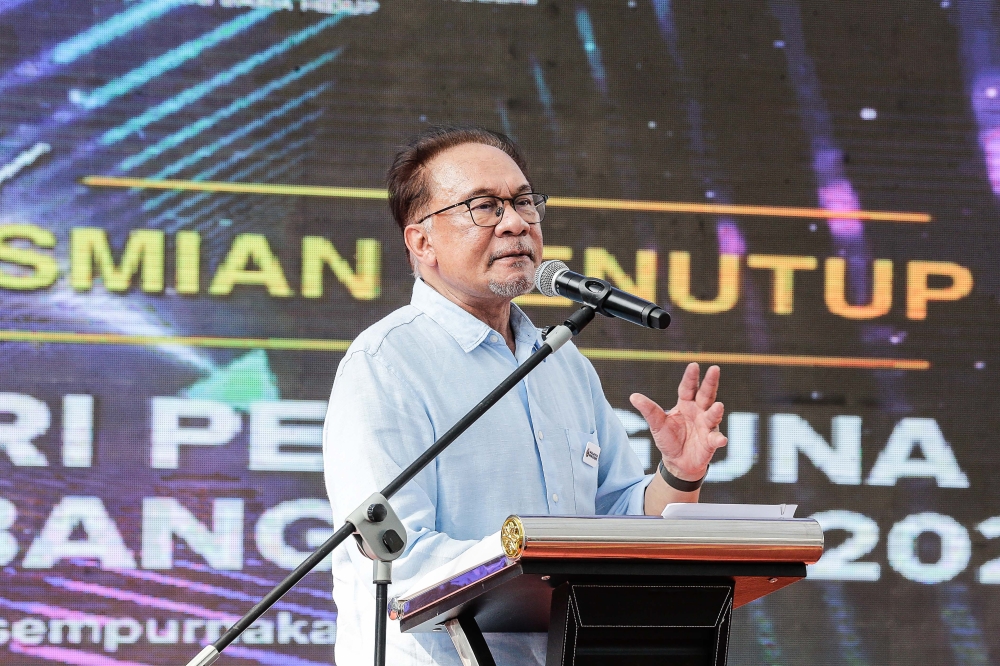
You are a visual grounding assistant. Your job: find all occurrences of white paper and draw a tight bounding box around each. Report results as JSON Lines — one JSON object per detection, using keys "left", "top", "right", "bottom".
{"left": 660, "top": 503, "right": 798, "bottom": 520}
{"left": 394, "top": 530, "right": 504, "bottom": 602}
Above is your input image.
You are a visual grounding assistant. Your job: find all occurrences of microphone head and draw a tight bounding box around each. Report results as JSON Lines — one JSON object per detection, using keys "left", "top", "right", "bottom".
{"left": 535, "top": 260, "right": 569, "bottom": 297}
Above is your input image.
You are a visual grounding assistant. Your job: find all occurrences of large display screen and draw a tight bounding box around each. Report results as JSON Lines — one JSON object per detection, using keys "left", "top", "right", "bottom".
{"left": 1, "top": 1, "right": 997, "bottom": 664}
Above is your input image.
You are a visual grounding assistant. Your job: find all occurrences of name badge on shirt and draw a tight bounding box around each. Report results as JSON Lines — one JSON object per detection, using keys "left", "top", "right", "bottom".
{"left": 583, "top": 440, "right": 601, "bottom": 468}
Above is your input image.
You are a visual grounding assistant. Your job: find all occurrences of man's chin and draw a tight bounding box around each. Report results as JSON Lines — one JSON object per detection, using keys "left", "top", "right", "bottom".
{"left": 487, "top": 273, "right": 535, "bottom": 299}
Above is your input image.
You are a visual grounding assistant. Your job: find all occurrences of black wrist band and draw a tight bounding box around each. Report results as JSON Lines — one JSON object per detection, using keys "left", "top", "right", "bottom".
{"left": 657, "top": 460, "right": 708, "bottom": 492}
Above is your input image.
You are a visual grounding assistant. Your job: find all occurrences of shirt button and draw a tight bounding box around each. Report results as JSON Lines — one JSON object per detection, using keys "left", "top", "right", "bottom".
{"left": 489, "top": 335, "right": 499, "bottom": 344}
{"left": 536, "top": 430, "right": 544, "bottom": 440}
{"left": 552, "top": 494, "right": 559, "bottom": 502}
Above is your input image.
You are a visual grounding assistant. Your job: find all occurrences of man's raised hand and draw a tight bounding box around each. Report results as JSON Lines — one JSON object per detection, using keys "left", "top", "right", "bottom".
{"left": 629, "top": 362, "right": 727, "bottom": 483}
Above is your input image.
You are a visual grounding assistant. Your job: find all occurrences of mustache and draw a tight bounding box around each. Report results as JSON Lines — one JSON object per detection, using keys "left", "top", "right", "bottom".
{"left": 487, "top": 241, "right": 536, "bottom": 266}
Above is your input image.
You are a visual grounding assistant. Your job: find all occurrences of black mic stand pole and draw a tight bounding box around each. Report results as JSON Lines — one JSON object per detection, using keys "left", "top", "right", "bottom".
{"left": 184, "top": 305, "right": 598, "bottom": 666}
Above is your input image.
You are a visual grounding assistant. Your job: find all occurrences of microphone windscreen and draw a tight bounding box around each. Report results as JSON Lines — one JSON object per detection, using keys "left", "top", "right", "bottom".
{"left": 535, "top": 260, "right": 569, "bottom": 297}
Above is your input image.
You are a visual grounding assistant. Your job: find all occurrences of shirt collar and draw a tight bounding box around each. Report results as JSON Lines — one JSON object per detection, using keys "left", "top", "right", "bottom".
{"left": 411, "top": 279, "right": 541, "bottom": 353}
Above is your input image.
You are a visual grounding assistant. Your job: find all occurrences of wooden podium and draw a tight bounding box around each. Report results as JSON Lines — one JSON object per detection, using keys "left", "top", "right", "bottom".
{"left": 389, "top": 515, "right": 823, "bottom": 666}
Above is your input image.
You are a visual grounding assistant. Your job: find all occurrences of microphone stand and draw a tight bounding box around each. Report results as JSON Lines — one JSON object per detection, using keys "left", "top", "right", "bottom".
{"left": 184, "top": 305, "right": 598, "bottom": 666}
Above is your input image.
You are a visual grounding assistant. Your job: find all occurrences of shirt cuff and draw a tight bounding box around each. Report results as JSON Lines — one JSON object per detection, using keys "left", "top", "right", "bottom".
{"left": 625, "top": 473, "right": 657, "bottom": 515}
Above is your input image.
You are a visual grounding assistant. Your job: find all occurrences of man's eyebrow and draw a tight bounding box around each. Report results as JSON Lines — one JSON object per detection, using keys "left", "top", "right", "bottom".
{"left": 462, "top": 183, "right": 533, "bottom": 199}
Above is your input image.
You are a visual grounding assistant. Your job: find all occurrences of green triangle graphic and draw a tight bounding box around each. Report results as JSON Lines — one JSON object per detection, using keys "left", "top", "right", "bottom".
{"left": 182, "top": 349, "right": 280, "bottom": 410}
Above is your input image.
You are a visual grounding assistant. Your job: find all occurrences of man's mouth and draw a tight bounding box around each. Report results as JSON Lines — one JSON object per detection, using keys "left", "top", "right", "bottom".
{"left": 488, "top": 246, "right": 536, "bottom": 266}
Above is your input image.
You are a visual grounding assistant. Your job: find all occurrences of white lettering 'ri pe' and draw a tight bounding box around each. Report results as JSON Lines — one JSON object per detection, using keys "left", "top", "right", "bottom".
{"left": 322, "top": 279, "right": 653, "bottom": 666}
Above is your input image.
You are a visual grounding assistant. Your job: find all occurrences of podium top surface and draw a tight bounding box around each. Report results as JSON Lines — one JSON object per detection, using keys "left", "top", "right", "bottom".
{"left": 390, "top": 515, "right": 823, "bottom": 630}
{"left": 499, "top": 514, "right": 823, "bottom": 562}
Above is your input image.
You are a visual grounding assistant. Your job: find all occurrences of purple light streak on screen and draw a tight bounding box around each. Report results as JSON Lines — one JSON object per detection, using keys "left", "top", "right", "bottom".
{"left": 717, "top": 220, "right": 748, "bottom": 256}
{"left": 979, "top": 125, "right": 1000, "bottom": 195}
{"left": 650, "top": 0, "right": 751, "bottom": 260}
{"left": 44, "top": 577, "right": 240, "bottom": 623}
{"left": 225, "top": 645, "right": 334, "bottom": 666}
{"left": 756, "top": 0, "right": 918, "bottom": 433}
{"left": 10, "top": 633, "right": 341, "bottom": 666}
{"left": 0, "top": 3, "right": 990, "bottom": 664}
{"left": 768, "top": 1, "right": 866, "bottom": 244}
{"left": 770, "top": 0, "right": 877, "bottom": 312}
{"left": 955, "top": 0, "right": 1000, "bottom": 198}
{"left": 173, "top": 560, "right": 332, "bottom": 600}
{"left": 109, "top": 567, "right": 336, "bottom": 620}
{"left": 0, "top": 0, "right": 33, "bottom": 13}
{"left": 650, "top": 0, "right": 776, "bottom": 378}
{"left": 4, "top": 583, "right": 326, "bottom": 666}
{"left": 814, "top": 150, "right": 864, "bottom": 238}
{"left": 9, "top": 642, "right": 156, "bottom": 666}
{"left": 765, "top": 0, "right": 914, "bottom": 420}
{"left": 0, "top": 596, "right": 115, "bottom": 624}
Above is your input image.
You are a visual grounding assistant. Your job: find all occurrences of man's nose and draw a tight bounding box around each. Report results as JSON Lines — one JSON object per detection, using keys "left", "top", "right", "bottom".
{"left": 493, "top": 202, "right": 531, "bottom": 235}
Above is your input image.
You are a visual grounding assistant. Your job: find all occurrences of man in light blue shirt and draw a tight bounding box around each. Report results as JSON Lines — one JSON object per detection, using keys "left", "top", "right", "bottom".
{"left": 323, "top": 127, "right": 728, "bottom": 666}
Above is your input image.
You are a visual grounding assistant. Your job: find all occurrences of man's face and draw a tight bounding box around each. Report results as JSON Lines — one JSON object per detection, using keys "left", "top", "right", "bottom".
{"left": 405, "top": 142, "right": 543, "bottom": 304}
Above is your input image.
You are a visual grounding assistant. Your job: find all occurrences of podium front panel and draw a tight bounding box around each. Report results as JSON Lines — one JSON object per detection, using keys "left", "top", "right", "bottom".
{"left": 391, "top": 516, "right": 821, "bottom": 666}
{"left": 394, "top": 558, "right": 806, "bottom": 634}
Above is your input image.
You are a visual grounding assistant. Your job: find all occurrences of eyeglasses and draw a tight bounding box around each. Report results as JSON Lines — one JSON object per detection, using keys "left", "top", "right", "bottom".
{"left": 418, "top": 193, "right": 548, "bottom": 227}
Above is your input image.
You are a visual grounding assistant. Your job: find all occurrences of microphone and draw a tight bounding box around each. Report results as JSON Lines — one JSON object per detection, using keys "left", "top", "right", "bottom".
{"left": 534, "top": 260, "right": 671, "bottom": 329}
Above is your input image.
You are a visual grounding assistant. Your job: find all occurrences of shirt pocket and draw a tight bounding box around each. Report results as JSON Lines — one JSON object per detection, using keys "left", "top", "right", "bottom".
{"left": 565, "top": 429, "right": 600, "bottom": 515}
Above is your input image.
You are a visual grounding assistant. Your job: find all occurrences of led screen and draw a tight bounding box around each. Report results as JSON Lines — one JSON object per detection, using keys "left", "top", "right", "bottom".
{"left": 0, "top": 1, "right": 997, "bottom": 664}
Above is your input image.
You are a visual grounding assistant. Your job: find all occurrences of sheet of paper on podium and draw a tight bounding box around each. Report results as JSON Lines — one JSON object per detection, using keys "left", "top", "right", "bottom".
{"left": 660, "top": 503, "right": 798, "bottom": 519}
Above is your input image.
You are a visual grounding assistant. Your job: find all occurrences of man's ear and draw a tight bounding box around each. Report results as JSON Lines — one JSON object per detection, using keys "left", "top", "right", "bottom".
{"left": 404, "top": 223, "right": 436, "bottom": 272}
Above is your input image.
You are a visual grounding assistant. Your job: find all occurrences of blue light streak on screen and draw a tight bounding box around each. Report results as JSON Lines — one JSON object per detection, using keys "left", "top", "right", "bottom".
{"left": 103, "top": 16, "right": 346, "bottom": 146}
{"left": 51, "top": 0, "right": 190, "bottom": 65}
{"left": 159, "top": 136, "right": 315, "bottom": 231}
{"left": 574, "top": 6, "right": 608, "bottom": 97}
{"left": 140, "top": 83, "right": 330, "bottom": 180}
{"left": 938, "top": 584, "right": 989, "bottom": 666}
{"left": 78, "top": 7, "right": 274, "bottom": 110}
{"left": 117, "top": 50, "right": 340, "bottom": 172}
{"left": 146, "top": 112, "right": 322, "bottom": 213}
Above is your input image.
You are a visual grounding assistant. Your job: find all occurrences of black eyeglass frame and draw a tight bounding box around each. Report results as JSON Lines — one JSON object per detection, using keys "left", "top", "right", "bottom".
{"left": 416, "top": 193, "right": 549, "bottom": 227}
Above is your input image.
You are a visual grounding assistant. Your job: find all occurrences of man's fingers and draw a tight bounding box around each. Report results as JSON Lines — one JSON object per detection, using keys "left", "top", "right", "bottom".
{"left": 709, "top": 431, "right": 728, "bottom": 450}
{"left": 677, "top": 362, "right": 700, "bottom": 401}
{"left": 704, "top": 400, "right": 724, "bottom": 428}
{"left": 630, "top": 393, "right": 667, "bottom": 434}
{"left": 695, "top": 365, "right": 721, "bottom": 410}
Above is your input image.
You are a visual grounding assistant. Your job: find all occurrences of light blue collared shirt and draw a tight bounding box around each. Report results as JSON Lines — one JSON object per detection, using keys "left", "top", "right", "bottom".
{"left": 323, "top": 279, "right": 653, "bottom": 666}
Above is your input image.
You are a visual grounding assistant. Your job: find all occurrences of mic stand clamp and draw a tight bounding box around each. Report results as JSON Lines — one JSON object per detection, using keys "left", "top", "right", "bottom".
{"left": 347, "top": 492, "right": 408, "bottom": 563}
{"left": 345, "top": 493, "right": 408, "bottom": 666}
